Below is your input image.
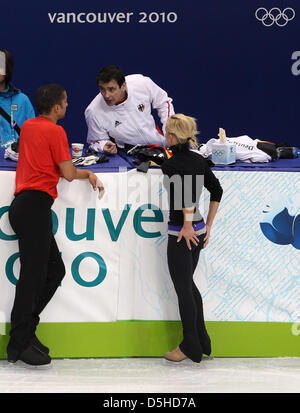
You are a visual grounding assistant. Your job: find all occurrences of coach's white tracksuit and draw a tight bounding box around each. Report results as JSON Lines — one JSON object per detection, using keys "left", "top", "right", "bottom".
{"left": 85, "top": 74, "right": 174, "bottom": 152}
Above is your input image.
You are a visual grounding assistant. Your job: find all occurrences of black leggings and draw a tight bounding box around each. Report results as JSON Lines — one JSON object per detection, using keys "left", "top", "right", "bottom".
{"left": 7, "top": 190, "right": 65, "bottom": 359}
{"left": 167, "top": 233, "right": 211, "bottom": 363}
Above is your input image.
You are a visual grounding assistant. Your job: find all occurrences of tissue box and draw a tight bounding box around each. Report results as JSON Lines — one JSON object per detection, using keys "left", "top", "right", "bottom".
{"left": 211, "top": 142, "right": 236, "bottom": 165}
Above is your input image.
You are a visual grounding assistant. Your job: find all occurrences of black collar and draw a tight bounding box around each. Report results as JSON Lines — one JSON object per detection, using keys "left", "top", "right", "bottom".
{"left": 169, "top": 142, "right": 190, "bottom": 154}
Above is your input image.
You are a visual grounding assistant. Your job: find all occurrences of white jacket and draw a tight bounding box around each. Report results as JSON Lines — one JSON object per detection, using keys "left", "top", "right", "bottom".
{"left": 85, "top": 74, "right": 174, "bottom": 152}
{"left": 196, "top": 136, "right": 272, "bottom": 163}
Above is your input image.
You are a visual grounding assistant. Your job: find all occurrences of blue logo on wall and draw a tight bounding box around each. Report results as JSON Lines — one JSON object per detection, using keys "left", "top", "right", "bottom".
{"left": 260, "top": 195, "right": 300, "bottom": 249}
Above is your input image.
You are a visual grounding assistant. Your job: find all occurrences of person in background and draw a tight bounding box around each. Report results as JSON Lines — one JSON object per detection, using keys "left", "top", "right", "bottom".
{"left": 162, "top": 114, "right": 223, "bottom": 363}
{"left": 7, "top": 84, "right": 104, "bottom": 367}
{"left": 0, "top": 50, "right": 35, "bottom": 147}
{"left": 85, "top": 65, "right": 174, "bottom": 154}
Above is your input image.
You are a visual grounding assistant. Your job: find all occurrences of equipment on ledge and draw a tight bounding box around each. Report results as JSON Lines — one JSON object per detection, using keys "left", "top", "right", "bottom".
{"left": 127, "top": 144, "right": 172, "bottom": 172}
{"left": 4, "top": 141, "right": 19, "bottom": 162}
{"left": 72, "top": 154, "right": 109, "bottom": 166}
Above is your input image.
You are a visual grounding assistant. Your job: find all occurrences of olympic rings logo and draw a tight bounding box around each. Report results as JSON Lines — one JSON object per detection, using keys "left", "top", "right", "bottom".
{"left": 212, "top": 150, "right": 225, "bottom": 156}
{"left": 255, "top": 8, "right": 295, "bottom": 27}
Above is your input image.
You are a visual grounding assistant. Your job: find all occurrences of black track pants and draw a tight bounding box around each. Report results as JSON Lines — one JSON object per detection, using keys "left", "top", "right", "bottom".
{"left": 167, "top": 233, "right": 211, "bottom": 363}
{"left": 7, "top": 190, "right": 65, "bottom": 358}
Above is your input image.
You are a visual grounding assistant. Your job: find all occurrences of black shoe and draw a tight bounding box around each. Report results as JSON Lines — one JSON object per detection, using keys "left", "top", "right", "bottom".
{"left": 6, "top": 347, "right": 19, "bottom": 363}
{"left": 8, "top": 345, "right": 51, "bottom": 366}
{"left": 202, "top": 337, "right": 212, "bottom": 356}
{"left": 31, "top": 336, "right": 50, "bottom": 354}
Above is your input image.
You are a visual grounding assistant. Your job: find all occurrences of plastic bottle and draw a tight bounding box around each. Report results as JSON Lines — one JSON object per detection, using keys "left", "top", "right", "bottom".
{"left": 276, "top": 147, "right": 300, "bottom": 159}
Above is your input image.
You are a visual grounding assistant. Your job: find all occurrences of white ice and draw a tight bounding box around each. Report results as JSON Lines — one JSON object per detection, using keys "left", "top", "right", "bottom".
{"left": 0, "top": 357, "right": 300, "bottom": 393}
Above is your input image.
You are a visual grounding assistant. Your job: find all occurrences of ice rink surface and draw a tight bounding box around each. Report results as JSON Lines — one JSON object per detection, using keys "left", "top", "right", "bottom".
{"left": 0, "top": 357, "right": 300, "bottom": 394}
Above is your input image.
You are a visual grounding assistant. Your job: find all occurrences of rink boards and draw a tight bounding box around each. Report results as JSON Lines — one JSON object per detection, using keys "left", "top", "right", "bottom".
{"left": 0, "top": 169, "right": 299, "bottom": 357}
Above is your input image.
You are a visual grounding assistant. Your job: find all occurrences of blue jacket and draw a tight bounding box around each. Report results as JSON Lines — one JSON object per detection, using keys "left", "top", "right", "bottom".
{"left": 0, "top": 84, "right": 35, "bottom": 147}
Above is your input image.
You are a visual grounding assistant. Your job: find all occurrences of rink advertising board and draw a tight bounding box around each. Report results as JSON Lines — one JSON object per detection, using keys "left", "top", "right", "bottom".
{"left": 0, "top": 169, "right": 299, "bottom": 357}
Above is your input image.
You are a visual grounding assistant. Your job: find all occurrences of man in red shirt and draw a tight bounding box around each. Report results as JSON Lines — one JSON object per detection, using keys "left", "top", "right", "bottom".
{"left": 7, "top": 84, "right": 104, "bottom": 367}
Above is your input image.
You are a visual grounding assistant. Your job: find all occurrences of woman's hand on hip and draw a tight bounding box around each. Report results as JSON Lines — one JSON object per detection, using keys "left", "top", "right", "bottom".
{"left": 177, "top": 226, "right": 199, "bottom": 251}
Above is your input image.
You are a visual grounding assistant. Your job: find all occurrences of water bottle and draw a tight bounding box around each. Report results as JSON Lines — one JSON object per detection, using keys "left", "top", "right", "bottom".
{"left": 0, "top": 122, "right": 16, "bottom": 148}
{"left": 276, "top": 147, "right": 300, "bottom": 159}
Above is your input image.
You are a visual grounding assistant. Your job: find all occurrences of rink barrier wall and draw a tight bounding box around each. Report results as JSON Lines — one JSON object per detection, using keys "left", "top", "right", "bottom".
{"left": 0, "top": 321, "right": 299, "bottom": 358}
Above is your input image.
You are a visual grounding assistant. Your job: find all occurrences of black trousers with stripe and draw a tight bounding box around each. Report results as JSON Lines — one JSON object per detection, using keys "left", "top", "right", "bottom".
{"left": 7, "top": 190, "right": 65, "bottom": 359}
{"left": 167, "top": 233, "right": 211, "bottom": 363}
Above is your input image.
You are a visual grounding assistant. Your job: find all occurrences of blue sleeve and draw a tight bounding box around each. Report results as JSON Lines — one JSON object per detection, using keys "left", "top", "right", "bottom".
{"left": 14, "top": 94, "right": 35, "bottom": 133}
{"left": 21, "top": 95, "right": 35, "bottom": 125}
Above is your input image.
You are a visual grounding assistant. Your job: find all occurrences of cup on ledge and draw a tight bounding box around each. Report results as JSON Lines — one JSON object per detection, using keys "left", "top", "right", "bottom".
{"left": 71, "top": 143, "right": 84, "bottom": 158}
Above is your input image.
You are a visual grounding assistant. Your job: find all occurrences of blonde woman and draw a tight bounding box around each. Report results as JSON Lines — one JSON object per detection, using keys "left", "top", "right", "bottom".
{"left": 162, "top": 114, "right": 223, "bottom": 363}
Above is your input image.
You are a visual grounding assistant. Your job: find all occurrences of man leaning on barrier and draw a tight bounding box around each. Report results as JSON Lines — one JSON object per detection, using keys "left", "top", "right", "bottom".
{"left": 85, "top": 65, "right": 175, "bottom": 154}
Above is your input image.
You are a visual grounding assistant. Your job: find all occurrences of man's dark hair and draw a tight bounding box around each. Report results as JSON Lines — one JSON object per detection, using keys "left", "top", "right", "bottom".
{"left": 0, "top": 50, "right": 14, "bottom": 87}
{"left": 96, "top": 65, "right": 125, "bottom": 88}
{"left": 35, "top": 84, "right": 66, "bottom": 115}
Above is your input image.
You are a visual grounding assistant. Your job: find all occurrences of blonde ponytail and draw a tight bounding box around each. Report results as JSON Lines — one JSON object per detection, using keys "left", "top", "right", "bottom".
{"left": 166, "top": 114, "right": 199, "bottom": 148}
